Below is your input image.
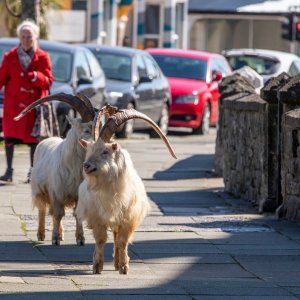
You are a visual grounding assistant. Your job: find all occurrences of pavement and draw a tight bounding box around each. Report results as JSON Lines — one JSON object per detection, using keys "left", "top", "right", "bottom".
{"left": 1, "top": 129, "right": 300, "bottom": 299}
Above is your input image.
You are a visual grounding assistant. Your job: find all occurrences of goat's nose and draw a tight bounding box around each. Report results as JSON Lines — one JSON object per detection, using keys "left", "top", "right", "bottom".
{"left": 83, "top": 161, "right": 96, "bottom": 174}
{"left": 83, "top": 161, "right": 91, "bottom": 171}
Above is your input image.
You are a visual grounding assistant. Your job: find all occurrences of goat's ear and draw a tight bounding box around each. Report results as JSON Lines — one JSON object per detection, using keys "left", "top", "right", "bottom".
{"left": 111, "top": 143, "right": 118, "bottom": 152}
{"left": 79, "top": 138, "right": 89, "bottom": 148}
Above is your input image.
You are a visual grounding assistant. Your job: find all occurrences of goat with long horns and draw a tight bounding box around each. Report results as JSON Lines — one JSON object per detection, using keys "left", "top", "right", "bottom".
{"left": 75, "top": 97, "right": 176, "bottom": 274}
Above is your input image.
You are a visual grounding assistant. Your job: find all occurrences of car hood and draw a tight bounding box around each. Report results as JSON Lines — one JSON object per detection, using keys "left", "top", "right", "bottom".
{"left": 167, "top": 77, "right": 208, "bottom": 95}
{"left": 105, "top": 79, "right": 133, "bottom": 93}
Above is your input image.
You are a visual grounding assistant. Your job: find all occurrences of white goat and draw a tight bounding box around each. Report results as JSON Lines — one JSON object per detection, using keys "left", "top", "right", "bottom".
{"left": 14, "top": 93, "right": 100, "bottom": 245}
{"left": 31, "top": 118, "right": 92, "bottom": 245}
{"left": 76, "top": 109, "right": 177, "bottom": 274}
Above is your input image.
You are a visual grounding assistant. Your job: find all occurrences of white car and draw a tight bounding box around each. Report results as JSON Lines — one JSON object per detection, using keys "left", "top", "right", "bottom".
{"left": 222, "top": 48, "right": 300, "bottom": 83}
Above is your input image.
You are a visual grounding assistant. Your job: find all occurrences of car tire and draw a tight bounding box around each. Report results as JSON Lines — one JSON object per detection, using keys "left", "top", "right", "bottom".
{"left": 115, "top": 102, "right": 134, "bottom": 139}
{"left": 193, "top": 103, "right": 210, "bottom": 135}
{"left": 150, "top": 102, "right": 169, "bottom": 138}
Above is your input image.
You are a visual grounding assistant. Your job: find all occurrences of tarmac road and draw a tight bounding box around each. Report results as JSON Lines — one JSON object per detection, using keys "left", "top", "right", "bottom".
{"left": 0, "top": 128, "right": 300, "bottom": 299}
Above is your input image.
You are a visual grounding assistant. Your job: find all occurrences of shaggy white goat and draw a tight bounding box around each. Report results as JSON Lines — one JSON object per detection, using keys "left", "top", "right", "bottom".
{"left": 31, "top": 118, "right": 92, "bottom": 245}
{"left": 14, "top": 93, "right": 102, "bottom": 245}
{"left": 76, "top": 108, "right": 177, "bottom": 274}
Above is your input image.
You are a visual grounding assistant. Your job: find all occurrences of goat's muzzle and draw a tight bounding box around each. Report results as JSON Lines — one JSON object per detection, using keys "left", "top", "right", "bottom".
{"left": 83, "top": 162, "right": 97, "bottom": 174}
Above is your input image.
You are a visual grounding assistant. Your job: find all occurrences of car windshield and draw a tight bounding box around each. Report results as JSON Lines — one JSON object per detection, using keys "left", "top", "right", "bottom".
{"left": 94, "top": 52, "right": 131, "bottom": 82}
{"left": 151, "top": 55, "right": 207, "bottom": 81}
{"left": 226, "top": 55, "right": 280, "bottom": 75}
{"left": 47, "top": 50, "right": 72, "bottom": 83}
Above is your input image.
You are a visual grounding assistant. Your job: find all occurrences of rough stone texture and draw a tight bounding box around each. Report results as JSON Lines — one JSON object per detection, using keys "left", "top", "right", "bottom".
{"left": 215, "top": 74, "right": 268, "bottom": 211}
{"left": 259, "top": 72, "right": 291, "bottom": 212}
{"left": 278, "top": 108, "right": 300, "bottom": 222}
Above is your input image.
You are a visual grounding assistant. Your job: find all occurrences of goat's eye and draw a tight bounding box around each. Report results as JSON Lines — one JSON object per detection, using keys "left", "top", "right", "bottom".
{"left": 102, "top": 150, "right": 109, "bottom": 155}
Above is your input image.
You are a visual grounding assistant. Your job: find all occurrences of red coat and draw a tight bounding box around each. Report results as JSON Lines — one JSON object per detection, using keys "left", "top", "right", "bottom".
{"left": 0, "top": 46, "right": 53, "bottom": 143}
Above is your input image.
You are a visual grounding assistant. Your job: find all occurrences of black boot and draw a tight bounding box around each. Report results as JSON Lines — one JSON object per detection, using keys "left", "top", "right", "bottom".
{"left": 0, "top": 168, "right": 13, "bottom": 182}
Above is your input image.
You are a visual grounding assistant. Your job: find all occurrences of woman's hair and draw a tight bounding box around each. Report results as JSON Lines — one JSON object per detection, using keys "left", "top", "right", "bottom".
{"left": 16, "top": 19, "right": 40, "bottom": 39}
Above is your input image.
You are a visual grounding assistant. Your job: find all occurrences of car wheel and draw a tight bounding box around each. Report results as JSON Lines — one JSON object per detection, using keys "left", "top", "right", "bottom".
{"left": 115, "top": 103, "right": 134, "bottom": 139}
{"left": 193, "top": 104, "right": 210, "bottom": 135}
{"left": 150, "top": 102, "right": 169, "bottom": 138}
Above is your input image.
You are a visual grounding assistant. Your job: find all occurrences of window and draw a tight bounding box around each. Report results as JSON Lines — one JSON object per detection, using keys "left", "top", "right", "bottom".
{"left": 211, "top": 58, "right": 231, "bottom": 76}
{"left": 136, "top": 54, "right": 147, "bottom": 78}
{"left": 48, "top": 51, "right": 72, "bottom": 83}
{"left": 152, "top": 55, "right": 207, "bottom": 81}
{"left": 226, "top": 55, "right": 280, "bottom": 75}
{"left": 74, "top": 51, "right": 91, "bottom": 80}
{"left": 143, "top": 55, "right": 159, "bottom": 79}
{"left": 85, "top": 49, "right": 103, "bottom": 78}
{"left": 96, "top": 52, "right": 131, "bottom": 82}
{"left": 288, "top": 60, "right": 300, "bottom": 76}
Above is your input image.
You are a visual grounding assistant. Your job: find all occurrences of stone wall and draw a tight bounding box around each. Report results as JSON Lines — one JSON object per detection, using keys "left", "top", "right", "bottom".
{"left": 216, "top": 72, "right": 300, "bottom": 218}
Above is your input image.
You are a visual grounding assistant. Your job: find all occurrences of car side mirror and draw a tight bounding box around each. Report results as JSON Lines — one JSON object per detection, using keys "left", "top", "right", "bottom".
{"left": 78, "top": 75, "right": 93, "bottom": 85}
{"left": 139, "top": 75, "right": 152, "bottom": 84}
{"left": 212, "top": 71, "right": 223, "bottom": 82}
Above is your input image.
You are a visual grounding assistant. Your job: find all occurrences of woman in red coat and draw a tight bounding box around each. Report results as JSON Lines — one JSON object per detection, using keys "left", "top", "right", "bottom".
{"left": 0, "top": 19, "right": 53, "bottom": 182}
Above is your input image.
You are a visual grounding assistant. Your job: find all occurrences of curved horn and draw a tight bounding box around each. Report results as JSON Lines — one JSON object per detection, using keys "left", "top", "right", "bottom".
{"left": 75, "top": 92, "right": 95, "bottom": 117}
{"left": 14, "top": 93, "right": 95, "bottom": 122}
{"left": 99, "top": 109, "right": 177, "bottom": 159}
{"left": 93, "top": 104, "right": 119, "bottom": 140}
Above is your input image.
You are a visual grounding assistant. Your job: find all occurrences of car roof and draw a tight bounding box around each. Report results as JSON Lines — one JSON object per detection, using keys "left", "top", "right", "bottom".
{"left": 0, "top": 37, "right": 86, "bottom": 54}
{"left": 222, "top": 48, "right": 299, "bottom": 62}
{"left": 83, "top": 44, "right": 148, "bottom": 57}
{"left": 147, "top": 48, "right": 223, "bottom": 60}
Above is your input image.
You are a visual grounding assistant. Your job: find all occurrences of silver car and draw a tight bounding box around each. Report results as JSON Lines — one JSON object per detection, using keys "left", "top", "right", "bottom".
{"left": 222, "top": 48, "right": 300, "bottom": 83}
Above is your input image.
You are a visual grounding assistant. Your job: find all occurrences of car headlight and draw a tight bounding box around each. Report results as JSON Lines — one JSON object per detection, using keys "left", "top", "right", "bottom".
{"left": 107, "top": 91, "right": 123, "bottom": 105}
{"left": 175, "top": 93, "right": 198, "bottom": 104}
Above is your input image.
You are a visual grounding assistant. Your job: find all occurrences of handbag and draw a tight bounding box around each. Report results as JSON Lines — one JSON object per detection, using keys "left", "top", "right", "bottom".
{"left": 31, "top": 102, "right": 60, "bottom": 140}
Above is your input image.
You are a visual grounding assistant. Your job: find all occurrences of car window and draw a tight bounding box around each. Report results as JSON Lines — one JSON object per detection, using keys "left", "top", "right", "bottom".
{"left": 152, "top": 54, "right": 207, "bottom": 81}
{"left": 95, "top": 52, "right": 131, "bottom": 82}
{"left": 211, "top": 57, "right": 231, "bottom": 76}
{"left": 47, "top": 50, "right": 72, "bottom": 83}
{"left": 288, "top": 60, "right": 300, "bottom": 76}
{"left": 226, "top": 55, "right": 280, "bottom": 75}
{"left": 0, "top": 45, "right": 14, "bottom": 65}
{"left": 74, "top": 50, "right": 91, "bottom": 80}
{"left": 143, "top": 55, "right": 159, "bottom": 79}
{"left": 136, "top": 54, "right": 147, "bottom": 78}
{"left": 84, "top": 49, "right": 103, "bottom": 79}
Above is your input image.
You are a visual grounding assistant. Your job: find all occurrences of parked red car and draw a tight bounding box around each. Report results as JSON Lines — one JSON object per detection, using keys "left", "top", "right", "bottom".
{"left": 147, "top": 48, "right": 231, "bottom": 134}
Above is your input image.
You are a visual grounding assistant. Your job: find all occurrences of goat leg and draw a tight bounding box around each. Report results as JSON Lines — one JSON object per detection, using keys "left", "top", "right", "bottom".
{"left": 52, "top": 214, "right": 64, "bottom": 246}
{"left": 74, "top": 210, "right": 85, "bottom": 246}
{"left": 113, "top": 231, "right": 119, "bottom": 270}
{"left": 92, "top": 226, "right": 107, "bottom": 274}
{"left": 117, "top": 225, "right": 135, "bottom": 275}
{"left": 37, "top": 205, "right": 46, "bottom": 241}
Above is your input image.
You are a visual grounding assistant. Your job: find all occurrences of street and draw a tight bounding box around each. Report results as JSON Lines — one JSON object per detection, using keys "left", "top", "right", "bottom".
{"left": 1, "top": 128, "right": 300, "bottom": 299}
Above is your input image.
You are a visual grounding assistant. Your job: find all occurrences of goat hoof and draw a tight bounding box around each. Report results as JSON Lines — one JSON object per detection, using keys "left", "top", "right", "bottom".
{"left": 77, "top": 238, "right": 85, "bottom": 246}
{"left": 52, "top": 239, "right": 60, "bottom": 246}
{"left": 37, "top": 234, "right": 45, "bottom": 241}
{"left": 93, "top": 264, "right": 102, "bottom": 274}
{"left": 119, "top": 265, "right": 129, "bottom": 275}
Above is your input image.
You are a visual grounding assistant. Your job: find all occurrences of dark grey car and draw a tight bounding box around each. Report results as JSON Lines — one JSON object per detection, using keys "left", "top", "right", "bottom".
{"left": 0, "top": 38, "right": 106, "bottom": 137}
{"left": 83, "top": 44, "right": 171, "bottom": 138}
